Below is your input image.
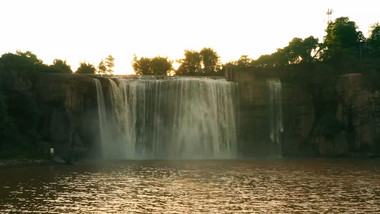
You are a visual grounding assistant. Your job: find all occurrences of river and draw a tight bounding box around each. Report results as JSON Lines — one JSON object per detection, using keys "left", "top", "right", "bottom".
{"left": 1, "top": 159, "right": 379, "bottom": 213}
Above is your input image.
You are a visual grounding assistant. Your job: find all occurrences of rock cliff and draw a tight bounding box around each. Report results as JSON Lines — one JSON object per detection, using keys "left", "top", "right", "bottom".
{"left": 228, "top": 70, "right": 380, "bottom": 157}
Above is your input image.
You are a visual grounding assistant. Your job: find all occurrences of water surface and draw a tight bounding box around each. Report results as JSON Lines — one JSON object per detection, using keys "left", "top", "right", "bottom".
{"left": 1, "top": 159, "right": 379, "bottom": 213}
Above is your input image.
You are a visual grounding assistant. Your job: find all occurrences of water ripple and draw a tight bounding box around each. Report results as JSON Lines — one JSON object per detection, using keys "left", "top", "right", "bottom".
{"left": 0, "top": 159, "right": 380, "bottom": 213}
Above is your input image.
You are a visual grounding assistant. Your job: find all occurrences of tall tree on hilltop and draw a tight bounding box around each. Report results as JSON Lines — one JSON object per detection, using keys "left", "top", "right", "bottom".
{"left": 322, "top": 17, "right": 363, "bottom": 61}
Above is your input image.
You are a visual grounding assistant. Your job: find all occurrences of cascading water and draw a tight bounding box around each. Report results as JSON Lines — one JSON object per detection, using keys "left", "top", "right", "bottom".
{"left": 267, "top": 79, "right": 283, "bottom": 155}
{"left": 94, "top": 76, "right": 238, "bottom": 159}
{"left": 93, "top": 79, "right": 107, "bottom": 148}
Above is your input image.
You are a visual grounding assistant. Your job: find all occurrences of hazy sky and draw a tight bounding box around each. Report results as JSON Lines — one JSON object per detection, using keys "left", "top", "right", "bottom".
{"left": 1, "top": 0, "right": 379, "bottom": 74}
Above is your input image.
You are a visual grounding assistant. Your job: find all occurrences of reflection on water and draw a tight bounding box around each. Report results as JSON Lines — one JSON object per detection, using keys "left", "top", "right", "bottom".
{"left": 1, "top": 159, "right": 380, "bottom": 213}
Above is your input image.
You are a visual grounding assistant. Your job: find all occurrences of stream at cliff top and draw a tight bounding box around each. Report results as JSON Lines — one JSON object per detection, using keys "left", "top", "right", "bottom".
{"left": 1, "top": 159, "right": 380, "bottom": 213}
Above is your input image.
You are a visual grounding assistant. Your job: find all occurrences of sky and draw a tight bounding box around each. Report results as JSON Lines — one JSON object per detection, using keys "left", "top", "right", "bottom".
{"left": 1, "top": 0, "right": 380, "bottom": 74}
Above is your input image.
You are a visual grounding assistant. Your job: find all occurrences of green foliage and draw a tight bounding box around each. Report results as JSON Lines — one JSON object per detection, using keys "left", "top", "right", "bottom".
{"left": 368, "top": 23, "right": 380, "bottom": 57}
{"left": 150, "top": 57, "right": 173, "bottom": 75}
{"left": 0, "top": 51, "right": 50, "bottom": 89}
{"left": 49, "top": 59, "right": 73, "bottom": 73}
{"left": 76, "top": 62, "right": 96, "bottom": 74}
{"left": 98, "top": 55, "right": 115, "bottom": 75}
{"left": 105, "top": 55, "right": 115, "bottom": 74}
{"left": 132, "top": 55, "right": 172, "bottom": 75}
{"left": 176, "top": 50, "right": 202, "bottom": 75}
{"left": 0, "top": 50, "right": 49, "bottom": 75}
{"left": 226, "top": 36, "right": 319, "bottom": 76}
{"left": 236, "top": 55, "right": 253, "bottom": 68}
{"left": 98, "top": 60, "right": 107, "bottom": 74}
{"left": 132, "top": 56, "right": 152, "bottom": 75}
{"left": 199, "top": 47, "right": 221, "bottom": 74}
{"left": 322, "top": 17, "right": 362, "bottom": 61}
{"left": 284, "top": 36, "right": 319, "bottom": 64}
{"left": 176, "top": 48, "right": 222, "bottom": 76}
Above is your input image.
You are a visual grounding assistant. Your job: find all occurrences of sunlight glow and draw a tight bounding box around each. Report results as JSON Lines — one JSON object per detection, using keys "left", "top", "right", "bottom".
{"left": 1, "top": 0, "right": 379, "bottom": 74}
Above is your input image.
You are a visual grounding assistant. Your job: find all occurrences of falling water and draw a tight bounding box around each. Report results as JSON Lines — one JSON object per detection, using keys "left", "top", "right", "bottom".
{"left": 93, "top": 79, "right": 107, "bottom": 148}
{"left": 267, "top": 79, "right": 283, "bottom": 155}
{"left": 94, "top": 76, "right": 238, "bottom": 159}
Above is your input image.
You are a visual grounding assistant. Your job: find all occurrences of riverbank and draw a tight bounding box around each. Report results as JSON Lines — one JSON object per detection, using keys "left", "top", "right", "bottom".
{"left": 0, "top": 158, "right": 60, "bottom": 169}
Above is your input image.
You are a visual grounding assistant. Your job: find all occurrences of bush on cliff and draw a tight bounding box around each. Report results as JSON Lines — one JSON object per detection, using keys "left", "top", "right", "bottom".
{"left": 49, "top": 59, "right": 73, "bottom": 73}
{"left": 75, "top": 62, "right": 96, "bottom": 74}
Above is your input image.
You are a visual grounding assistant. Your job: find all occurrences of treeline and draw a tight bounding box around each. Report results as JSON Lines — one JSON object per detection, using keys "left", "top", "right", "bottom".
{"left": 132, "top": 47, "right": 223, "bottom": 76}
{"left": 226, "top": 17, "right": 380, "bottom": 76}
{"left": 0, "top": 16, "right": 379, "bottom": 78}
{"left": 225, "top": 17, "right": 380, "bottom": 147}
{"left": 0, "top": 51, "right": 115, "bottom": 75}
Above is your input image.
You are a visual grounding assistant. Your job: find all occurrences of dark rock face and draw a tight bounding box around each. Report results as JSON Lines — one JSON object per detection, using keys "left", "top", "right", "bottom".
{"left": 1, "top": 72, "right": 101, "bottom": 159}
{"left": 34, "top": 74, "right": 100, "bottom": 158}
{"left": 2, "top": 70, "right": 379, "bottom": 158}
{"left": 281, "top": 84, "right": 315, "bottom": 156}
{"left": 237, "top": 78, "right": 279, "bottom": 157}
{"left": 230, "top": 71, "right": 315, "bottom": 157}
{"left": 336, "top": 75, "right": 380, "bottom": 156}
{"left": 228, "top": 71, "right": 380, "bottom": 157}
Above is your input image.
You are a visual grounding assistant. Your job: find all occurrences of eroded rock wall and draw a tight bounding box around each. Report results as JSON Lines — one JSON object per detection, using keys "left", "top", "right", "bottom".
{"left": 1, "top": 72, "right": 100, "bottom": 158}
{"left": 337, "top": 75, "right": 380, "bottom": 156}
{"left": 229, "top": 70, "right": 380, "bottom": 157}
{"left": 35, "top": 74, "right": 100, "bottom": 157}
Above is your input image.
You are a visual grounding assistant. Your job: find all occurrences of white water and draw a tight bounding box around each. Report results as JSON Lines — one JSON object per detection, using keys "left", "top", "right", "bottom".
{"left": 93, "top": 79, "right": 107, "bottom": 150}
{"left": 94, "top": 77, "right": 238, "bottom": 159}
{"left": 267, "top": 79, "right": 283, "bottom": 150}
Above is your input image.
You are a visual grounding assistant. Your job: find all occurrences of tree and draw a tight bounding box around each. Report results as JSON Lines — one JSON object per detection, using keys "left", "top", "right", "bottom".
{"left": 150, "top": 56, "right": 172, "bottom": 75}
{"left": 176, "top": 50, "right": 202, "bottom": 75}
{"left": 300, "top": 36, "right": 319, "bottom": 62}
{"left": 200, "top": 47, "right": 221, "bottom": 74}
{"left": 282, "top": 36, "right": 319, "bottom": 64}
{"left": 132, "top": 55, "right": 172, "bottom": 75}
{"left": 75, "top": 62, "right": 96, "bottom": 74}
{"left": 0, "top": 50, "right": 47, "bottom": 73}
{"left": 368, "top": 23, "right": 380, "bottom": 57}
{"left": 236, "top": 55, "right": 253, "bottom": 67}
{"left": 0, "top": 51, "right": 49, "bottom": 88}
{"left": 105, "top": 55, "right": 115, "bottom": 74}
{"left": 49, "top": 59, "right": 73, "bottom": 73}
{"left": 97, "top": 55, "right": 115, "bottom": 75}
{"left": 98, "top": 60, "right": 107, "bottom": 74}
{"left": 322, "top": 17, "right": 362, "bottom": 60}
{"left": 132, "top": 55, "right": 153, "bottom": 75}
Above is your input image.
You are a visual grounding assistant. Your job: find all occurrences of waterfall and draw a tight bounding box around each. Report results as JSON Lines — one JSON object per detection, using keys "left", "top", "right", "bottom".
{"left": 267, "top": 79, "right": 283, "bottom": 154}
{"left": 93, "top": 78, "right": 108, "bottom": 156}
{"left": 94, "top": 76, "right": 238, "bottom": 159}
